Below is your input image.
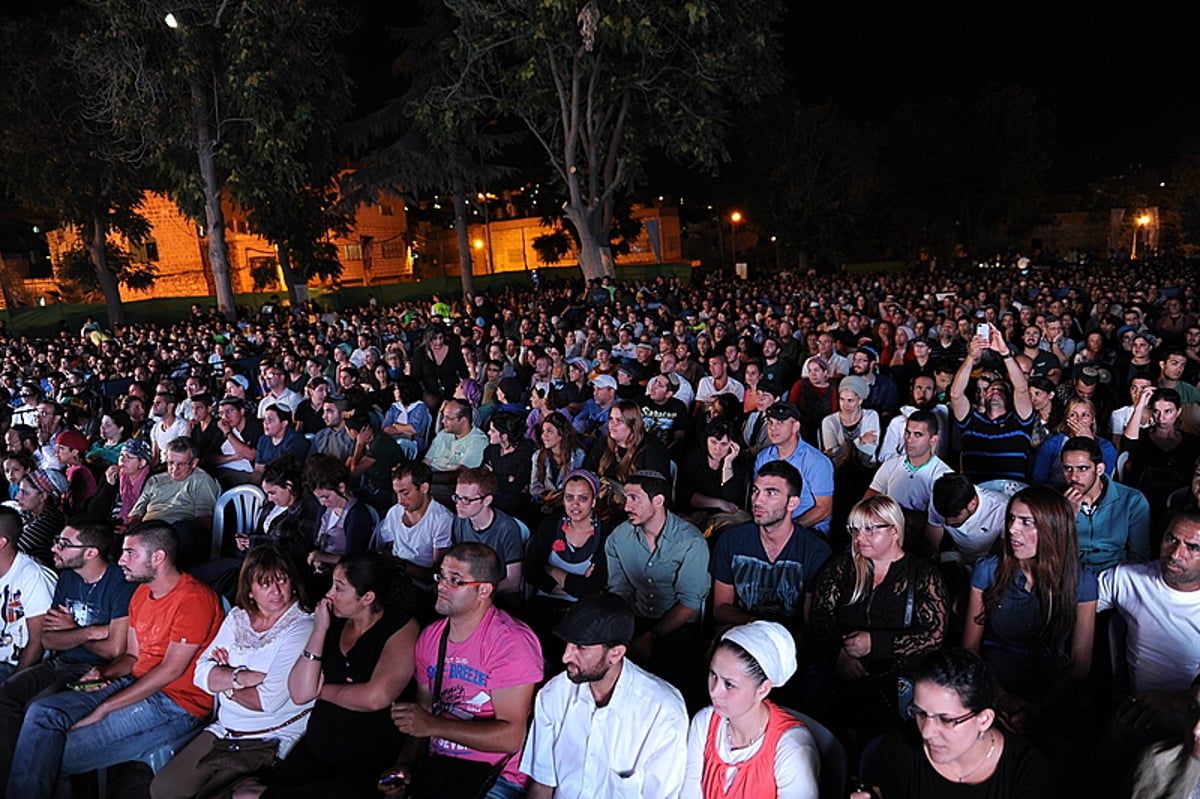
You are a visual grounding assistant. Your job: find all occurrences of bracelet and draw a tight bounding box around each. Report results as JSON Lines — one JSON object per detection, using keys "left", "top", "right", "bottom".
{"left": 301, "top": 650, "right": 323, "bottom": 662}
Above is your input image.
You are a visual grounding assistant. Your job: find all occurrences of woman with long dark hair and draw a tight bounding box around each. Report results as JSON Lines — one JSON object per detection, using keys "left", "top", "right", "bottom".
{"left": 963, "top": 486, "right": 1096, "bottom": 709}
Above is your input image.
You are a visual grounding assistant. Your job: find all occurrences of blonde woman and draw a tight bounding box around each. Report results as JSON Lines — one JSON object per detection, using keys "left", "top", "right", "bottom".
{"left": 810, "top": 495, "right": 948, "bottom": 731}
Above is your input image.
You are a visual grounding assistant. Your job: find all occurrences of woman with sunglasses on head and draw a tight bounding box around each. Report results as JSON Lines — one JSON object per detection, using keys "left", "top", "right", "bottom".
{"left": 851, "top": 648, "right": 1052, "bottom": 799}
{"left": 232, "top": 551, "right": 418, "bottom": 799}
{"left": 810, "top": 496, "right": 947, "bottom": 737}
{"left": 962, "top": 486, "right": 1096, "bottom": 729}
{"left": 151, "top": 545, "right": 315, "bottom": 799}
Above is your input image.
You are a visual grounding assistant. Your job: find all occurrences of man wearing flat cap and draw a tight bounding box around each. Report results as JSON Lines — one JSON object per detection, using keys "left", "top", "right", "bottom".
{"left": 520, "top": 592, "right": 689, "bottom": 799}
{"left": 753, "top": 403, "right": 835, "bottom": 535}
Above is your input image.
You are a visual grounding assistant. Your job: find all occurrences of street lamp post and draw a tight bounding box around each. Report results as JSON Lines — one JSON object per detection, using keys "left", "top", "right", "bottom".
{"left": 730, "top": 211, "right": 742, "bottom": 264}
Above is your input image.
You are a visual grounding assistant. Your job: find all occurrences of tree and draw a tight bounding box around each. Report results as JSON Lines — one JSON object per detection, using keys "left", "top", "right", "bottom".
{"left": 68, "top": 0, "right": 356, "bottom": 320}
{"left": 56, "top": 242, "right": 158, "bottom": 301}
{"left": 0, "top": 6, "right": 156, "bottom": 326}
{"left": 440, "top": 0, "right": 784, "bottom": 280}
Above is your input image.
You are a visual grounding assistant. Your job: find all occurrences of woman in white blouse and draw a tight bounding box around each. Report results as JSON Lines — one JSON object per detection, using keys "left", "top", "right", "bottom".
{"left": 151, "top": 545, "right": 314, "bottom": 799}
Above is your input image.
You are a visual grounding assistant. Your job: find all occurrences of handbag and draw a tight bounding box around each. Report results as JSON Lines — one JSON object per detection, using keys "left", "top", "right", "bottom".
{"left": 196, "top": 736, "right": 279, "bottom": 772}
{"left": 406, "top": 624, "right": 513, "bottom": 799}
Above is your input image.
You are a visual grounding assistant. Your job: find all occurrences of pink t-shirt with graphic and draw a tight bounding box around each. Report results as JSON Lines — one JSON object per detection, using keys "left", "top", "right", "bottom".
{"left": 415, "top": 605, "right": 543, "bottom": 787}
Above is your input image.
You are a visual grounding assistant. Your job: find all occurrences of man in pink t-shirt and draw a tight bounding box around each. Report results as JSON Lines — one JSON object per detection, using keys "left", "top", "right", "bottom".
{"left": 385, "top": 542, "right": 543, "bottom": 798}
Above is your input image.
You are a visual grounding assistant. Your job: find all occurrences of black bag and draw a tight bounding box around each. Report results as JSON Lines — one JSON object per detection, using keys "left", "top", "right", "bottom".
{"left": 196, "top": 736, "right": 279, "bottom": 773}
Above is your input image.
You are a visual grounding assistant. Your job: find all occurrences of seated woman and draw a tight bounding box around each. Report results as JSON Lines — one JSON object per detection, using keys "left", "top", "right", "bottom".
{"left": 582, "top": 400, "right": 670, "bottom": 518}
{"left": 1123, "top": 387, "right": 1200, "bottom": 532}
{"left": 524, "top": 470, "right": 611, "bottom": 657}
{"left": 482, "top": 411, "right": 535, "bottom": 519}
{"left": 677, "top": 417, "right": 751, "bottom": 529}
{"left": 682, "top": 620, "right": 820, "bottom": 799}
{"left": 853, "top": 648, "right": 1053, "bottom": 799}
{"left": 16, "top": 469, "right": 68, "bottom": 566}
{"left": 244, "top": 457, "right": 324, "bottom": 567}
{"left": 382, "top": 377, "right": 433, "bottom": 461}
{"left": 787, "top": 356, "right": 839, "bottom": 447}
{"left": 86, "top": 438, "right": 153, "bottom": 530}
{"left": 819, "top": 375, "right": 880, "bottom": 530}
{"left": 85, "top": 409, "right": 133, "bottom": 467}
{"left": 305, "top": 455, "right": 376, "bottom": 576}
{"left": 963, "top": 486, "right": 1096, "bottom": 718}
{"left": 1030, "top": 398, "right": 1116, "bottom": 491}
{"left": 151, "top": 546, "right": 315, "bottom": 799}
{"left": 810, "top": 495, "right": 947, "bottom": 736}
{"left": 529, "top": 413, "right": 586, "bottom": 514}
{"left": 233, "top": 552, "right": 419, "bottom": 799}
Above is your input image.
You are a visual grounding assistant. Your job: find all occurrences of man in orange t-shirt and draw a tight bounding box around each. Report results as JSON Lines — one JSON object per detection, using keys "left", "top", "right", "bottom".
{"left": 7, "top": 521, "right": 223, "bottom": 799}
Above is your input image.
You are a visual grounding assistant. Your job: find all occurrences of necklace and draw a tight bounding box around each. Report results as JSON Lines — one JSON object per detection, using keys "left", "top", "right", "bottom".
{"left": 952, "top": 732, "right": 997, "bottom": 783}
{"left": 725, "top": 708, "right": 769, "bottom": 750}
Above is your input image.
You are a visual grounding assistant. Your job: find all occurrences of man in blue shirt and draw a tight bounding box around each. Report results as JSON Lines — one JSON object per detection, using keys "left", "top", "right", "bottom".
{"left": 753, "top": 403, "right": 834, "bottom": 534}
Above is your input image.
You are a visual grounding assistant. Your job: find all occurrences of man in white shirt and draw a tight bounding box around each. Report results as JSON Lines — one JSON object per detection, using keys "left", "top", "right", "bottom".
{"left": 375, "top": 462, "right": 453, "bottom": 585}
{"left": 1098, "top": 509, "right": 1200, "bottom": 694}
{"left": 694, "top": 354, "right": 746, "bottom": 411}
{"left": 521, "top": 592, "right": 688, "bottom": 799}
{"left": 256, "top": 364, "right": 303, "bottom": 418}
{"left": 927, "top": 473, "right": 1008, "bottom": 565}
{"left": 865, "top": 410, "right": 953, "bottom": 537}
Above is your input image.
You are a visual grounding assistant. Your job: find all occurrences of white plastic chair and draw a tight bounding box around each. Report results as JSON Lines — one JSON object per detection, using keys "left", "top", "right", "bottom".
{"left": 1115, "top": 450, "right": 1131, "bottom": 483}
{"left": 211, "top": 485, "right": 267, "bottom": 560}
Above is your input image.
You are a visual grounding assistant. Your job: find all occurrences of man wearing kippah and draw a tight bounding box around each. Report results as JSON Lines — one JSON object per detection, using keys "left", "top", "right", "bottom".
{"left": 520, "top": 593, "right": 688, "bottom": 798}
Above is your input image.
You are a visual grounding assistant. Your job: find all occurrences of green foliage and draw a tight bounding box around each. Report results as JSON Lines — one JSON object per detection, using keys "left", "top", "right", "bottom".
{"left": 249, "top": 258, "right": 280, "bottom": 291}
{"left": 436, "top": 0, "right": 784, "bottom": 277}
{"left": 57, "top": 242, "right": 158, "bottom": 293}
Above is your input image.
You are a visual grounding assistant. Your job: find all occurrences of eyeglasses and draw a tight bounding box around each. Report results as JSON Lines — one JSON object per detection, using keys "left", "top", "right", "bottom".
{"left": 907, "top": 706, "right": 978, "bottom": 728}
{"left": 451, "top": 493, "right": 486, "bottom": 505}
{"left": 848, "top": 522, "right": 893, "bottom": 537}
{"left": 433, "top": 572, "right": 489, "bottom": 588}
{"left": 53, "top": 537, "right": 89, "bottom": 549}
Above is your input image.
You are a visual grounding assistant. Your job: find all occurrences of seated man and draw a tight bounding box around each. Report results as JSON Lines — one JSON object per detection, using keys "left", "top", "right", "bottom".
{"left": 375, "top": 462, "right": 453, "bottom": 584}
{"left": 451, "top": 467, "right": 524, "bottom": 598}
{"left": 752, "top": 402, "right": 835, "bottom": 534}
{"left": 605, "top": 470, "right": 709, "bottom": 681}
{"left": 209, "top": 396, "right": 262, "bottom": 488}
{"left": 0, "top": 518, "right": 134, "bottom": 780}
{"left": 424, "top": 398, "right": 488, "bottom": 505}
{"left": 7, "top": 521, "right": 223, "bottom": 798}
{"left": 864, "top": 410, "right": 953, "bottom": 537}
{"left": 126, "top": 437, "right": 220, "bottom": 567}
{"left": 520, "top": 592, "right": 689, "bottom": 799}
{"left": 386, "top": 543, "right": 542, "bottom": 799}
{"left": 0, "top": 507, "right": 56, "bottom": 685}
{"left": 312, "top": 398, "right": 354, "bottom": 460}
{"left": 1099, "top": 509, "right": 1200, "bottom": 694}
{"left": 711, "top": 461, "right": 831, "bottom": 634}
{"left": 1060, "top": 436, "right": 1150, "bottom": 573}
{"left": 346, "top": 412, "right": 405, "bottom": 513}
{"left": 926, "top": 473, "right": 1008, "bottom": 566}
{"left": 949, "top": 327, "right": 1035, "bottom": 489}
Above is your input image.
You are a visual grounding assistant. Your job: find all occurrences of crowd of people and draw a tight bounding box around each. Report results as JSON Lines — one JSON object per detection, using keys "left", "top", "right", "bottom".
{"left": 1, "top": 258, "right": 1199, "bottom": 797}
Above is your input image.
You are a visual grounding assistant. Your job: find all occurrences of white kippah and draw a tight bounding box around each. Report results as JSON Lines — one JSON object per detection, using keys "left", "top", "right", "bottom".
{"left": 720, "top": 621, "right": 797, "bottom": 687}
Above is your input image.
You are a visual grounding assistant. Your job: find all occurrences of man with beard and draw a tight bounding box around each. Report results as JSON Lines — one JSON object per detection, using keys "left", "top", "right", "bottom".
{"left": 950, "top": 327, "right": 1035, "bottom": 487}
{"left": 386, "top": 543, "right": 542, "bottom": 799}
{"left": 519, "top": 592, "right": 688, "bottom": 799}
{"left": 878, "top": 375, "right": 951, "bottom": 462}
{"left": 849, "top": 346, "right": 900, "bottom": 421}
{"left": 640, "top": 373, "right": 691, "bottom": 457}
{"left": 0, "top": 518, "right": 134, "bottom": 781}
{"left": 1060, "top": 437, "right": 1150, "bottom": 573}
{"left": 7, "top": 521, "right": 222, "bottom": 798}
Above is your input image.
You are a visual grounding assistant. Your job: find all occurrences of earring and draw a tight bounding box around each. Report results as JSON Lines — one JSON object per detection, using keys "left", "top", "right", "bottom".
{"left": 977, "top": 731, "right": 985, "bottom": 741}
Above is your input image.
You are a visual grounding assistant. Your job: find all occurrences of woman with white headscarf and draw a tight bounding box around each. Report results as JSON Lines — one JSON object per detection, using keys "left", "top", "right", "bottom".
{"left": 682, "top": 621, "right": 820, "bottom": 798}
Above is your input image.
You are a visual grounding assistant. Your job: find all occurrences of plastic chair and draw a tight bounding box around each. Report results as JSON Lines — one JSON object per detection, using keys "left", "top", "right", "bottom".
{"left": 96, "top": 726, "right": 204, "bottom": 799}
{"left": 784, "top": 708, "right": 848, "bottom": 799}
{"left": 211, "top": 485, "right": 267, "bottom": 560}
{"left": 1115, "top": 451, "right": 1130, "bottom": 483}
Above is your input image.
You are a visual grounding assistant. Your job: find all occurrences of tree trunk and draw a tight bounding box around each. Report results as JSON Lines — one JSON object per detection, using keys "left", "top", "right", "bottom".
{"left": 87, "top": 216, "right": 126, "bottom": 326}
{"left": 565, "top": 204, "right": 614, "bottom": 281}
{"left": 192, "top": 78, "right": 237, "bottom": 321}
{"left": 276, "top": 244, "right": 309, "bottom": 306}
{"left": 451, "top": 180, "right": 475, "bottom": 298}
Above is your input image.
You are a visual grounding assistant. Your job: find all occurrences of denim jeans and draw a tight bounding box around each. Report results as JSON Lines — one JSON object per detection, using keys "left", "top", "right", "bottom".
{"left": 0, "top": 659, "right": 91, "bottom": 797}
{"left": 486, "top": 777, "right": 525, "bottom": 799}
{"left": 6, "top": 677, "right": 203, "bottom": 799}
